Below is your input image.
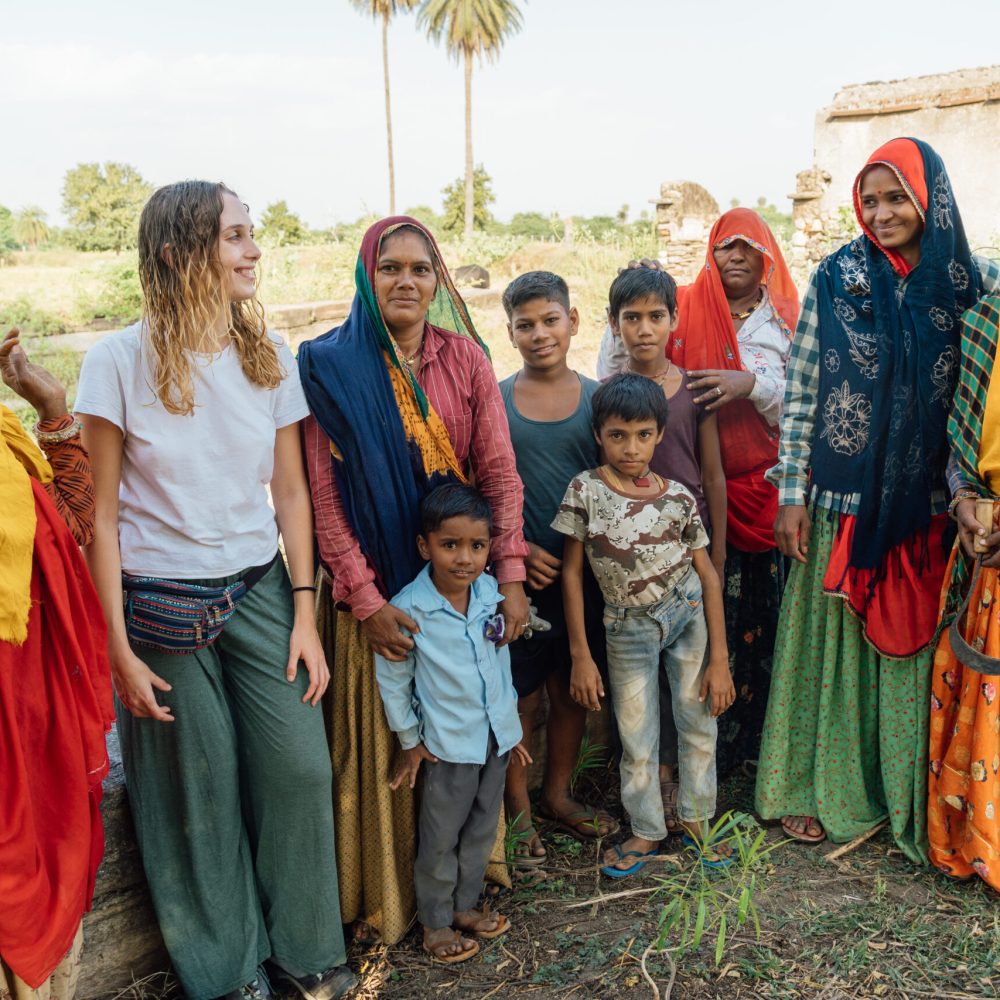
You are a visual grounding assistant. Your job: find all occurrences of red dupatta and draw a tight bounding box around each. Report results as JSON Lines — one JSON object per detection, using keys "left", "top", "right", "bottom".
{"left": 0, "top": 480, "right": 113, "bottom": 987}
{"left": 670, "top": 209, "right": 799, "bottom": 551}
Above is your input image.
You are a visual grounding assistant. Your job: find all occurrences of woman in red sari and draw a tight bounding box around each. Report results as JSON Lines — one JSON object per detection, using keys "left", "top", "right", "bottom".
{"left": 671, "top": 210, "right": 800, "bottom": 776}
{"left": 0, "top": 328, "right": 114, "bottom": 1000}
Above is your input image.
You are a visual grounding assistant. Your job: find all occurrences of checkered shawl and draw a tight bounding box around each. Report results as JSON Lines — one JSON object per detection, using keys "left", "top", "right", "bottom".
{"left": 940, "top": 296, "right": 1000, "bottom": 625}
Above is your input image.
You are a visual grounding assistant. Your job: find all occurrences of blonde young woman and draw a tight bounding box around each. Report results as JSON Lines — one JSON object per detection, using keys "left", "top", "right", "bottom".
{"left": 76, "top": 182, "right": 354, "bottom": 1000}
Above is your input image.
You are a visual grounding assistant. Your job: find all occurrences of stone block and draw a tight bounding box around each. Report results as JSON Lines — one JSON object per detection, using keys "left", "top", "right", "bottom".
{"left": 78, "top": 731, "right": 169, "bottom": 999}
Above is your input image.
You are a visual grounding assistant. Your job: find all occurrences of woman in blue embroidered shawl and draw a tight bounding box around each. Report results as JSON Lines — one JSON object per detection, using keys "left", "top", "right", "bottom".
{"left": 756, "top": 138, "right": 1000, "bottom": 858}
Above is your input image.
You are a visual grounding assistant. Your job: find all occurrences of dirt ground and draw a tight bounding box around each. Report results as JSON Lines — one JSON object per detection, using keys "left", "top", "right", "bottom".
{"left": 116, "top": 766, "right": 998, "bottom": 1000}
{"left": 339, "top": 769, "right": 999, "bottom": 1000}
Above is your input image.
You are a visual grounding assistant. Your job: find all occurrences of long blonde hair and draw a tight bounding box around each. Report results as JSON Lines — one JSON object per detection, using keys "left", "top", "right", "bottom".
{"left": 138, "top": 181, "right": 283, "bottom": 415}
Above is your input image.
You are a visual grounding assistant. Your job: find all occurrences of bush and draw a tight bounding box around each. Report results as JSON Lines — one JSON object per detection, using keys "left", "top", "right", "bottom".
{"left": 0, "top": 297, "right": 67, "bottom": 336}
{"left": 73, "top": 262, "right": 143, "bottom": 327}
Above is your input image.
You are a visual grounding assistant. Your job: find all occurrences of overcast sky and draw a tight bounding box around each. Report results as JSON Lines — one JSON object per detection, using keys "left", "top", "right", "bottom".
{"left": 4, "top": 0, "right": 999, "bottom": 228}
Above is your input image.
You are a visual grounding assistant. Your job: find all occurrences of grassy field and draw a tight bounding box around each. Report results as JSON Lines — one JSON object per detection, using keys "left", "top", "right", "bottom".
{"left": 0, "top": 235, "right": 657, "bottom": 421}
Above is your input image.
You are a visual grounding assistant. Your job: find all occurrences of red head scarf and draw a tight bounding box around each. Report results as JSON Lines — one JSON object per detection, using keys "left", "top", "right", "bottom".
{"left": 671, "top": 210, "right": 799, "bottom": 471}
{"left": 853, "top": 137, "right": 928, "bottom": 278}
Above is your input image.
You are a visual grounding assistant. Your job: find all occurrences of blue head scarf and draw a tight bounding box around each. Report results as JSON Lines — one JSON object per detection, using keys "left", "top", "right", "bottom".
{"left": 810, "top": 138, "right": 983, "bottom": 571}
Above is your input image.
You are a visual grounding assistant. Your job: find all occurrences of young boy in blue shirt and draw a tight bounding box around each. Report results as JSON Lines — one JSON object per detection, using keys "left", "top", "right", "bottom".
{"left": 499, "top": 271, "right": 618, "bottom": 867}
{"left": 375, "top": 484, "right": 531, "bottom": 964}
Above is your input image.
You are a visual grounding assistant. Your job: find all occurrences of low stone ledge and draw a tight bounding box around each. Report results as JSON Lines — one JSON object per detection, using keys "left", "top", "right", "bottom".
{"left": 78, "top": 732, "right": 169, "bottom": 999}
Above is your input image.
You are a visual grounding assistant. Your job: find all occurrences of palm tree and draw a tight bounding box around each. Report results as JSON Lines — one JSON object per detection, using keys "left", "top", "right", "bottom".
{"left": 349, "top": 0, "right": 420, "bottom": 215}
{"left": 14, "top": 207, "right": 49, "bottom": 251}
{"left": 419, "top": 0, "right": 523, "bottom": 239}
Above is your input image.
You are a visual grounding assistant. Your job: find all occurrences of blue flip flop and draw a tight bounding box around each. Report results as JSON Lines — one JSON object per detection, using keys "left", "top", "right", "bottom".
{"left": 600, "top": 843, "right": 660, "bottom": 879}
{"left": 682, "top": 833, "right": 735, "bottom": 870}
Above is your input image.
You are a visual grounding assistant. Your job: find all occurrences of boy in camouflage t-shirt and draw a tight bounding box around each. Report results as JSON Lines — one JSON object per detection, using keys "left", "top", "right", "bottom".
{"left": 553, "top": 374, "right": 735, "bottom": 877}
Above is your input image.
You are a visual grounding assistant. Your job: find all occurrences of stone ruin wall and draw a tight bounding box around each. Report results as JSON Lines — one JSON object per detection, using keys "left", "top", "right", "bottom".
{"left": 653, "top": 180, "right": 720, "bottom": 283}
{"left": 791, "top": 65, "right": 1000, "bottom": 267}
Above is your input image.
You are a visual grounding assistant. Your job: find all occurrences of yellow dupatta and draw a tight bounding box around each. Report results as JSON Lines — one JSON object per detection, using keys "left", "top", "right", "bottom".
{"left": 0, "top": 405, "right": 53, "bottom": 644}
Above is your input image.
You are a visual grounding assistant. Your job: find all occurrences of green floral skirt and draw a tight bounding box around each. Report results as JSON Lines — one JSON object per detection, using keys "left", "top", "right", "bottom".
{"left": 754, "top": 512, "right": 931, "bottom": 863}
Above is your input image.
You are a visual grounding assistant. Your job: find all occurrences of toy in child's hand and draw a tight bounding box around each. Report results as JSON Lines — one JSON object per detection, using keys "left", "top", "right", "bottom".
{"left": 483, "top": 613, "right": 506, "bottom": 644}
{"left": 523, "top": 603, "right": 552, "bottom": 641}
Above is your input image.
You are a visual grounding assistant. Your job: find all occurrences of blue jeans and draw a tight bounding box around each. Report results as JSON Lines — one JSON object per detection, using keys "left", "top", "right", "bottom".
{"left": 604, "top": 569, "right": 717, "bottom": 840}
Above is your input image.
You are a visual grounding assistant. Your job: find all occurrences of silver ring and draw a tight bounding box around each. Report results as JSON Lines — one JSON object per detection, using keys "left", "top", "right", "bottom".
{"left": 716, "top": 386, "right": 722, "bottom": 397}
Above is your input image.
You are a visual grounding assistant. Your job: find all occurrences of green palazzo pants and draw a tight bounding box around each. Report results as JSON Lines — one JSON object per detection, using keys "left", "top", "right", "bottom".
{"left": 754, "top": 513, "right": 931, "bottom": 864}
{"left": 116, "top": 558, "right": 346, "bottom": 999}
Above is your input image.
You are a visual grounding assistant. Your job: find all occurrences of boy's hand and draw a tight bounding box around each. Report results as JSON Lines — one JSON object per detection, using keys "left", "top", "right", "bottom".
{"left": 389, "top": 743, "right": 437, "bottom": 790}
{"left": 525, "top": 542, "right": 561, "bottom": 591}
{"left": 699, "top": 660, "right": 735, "bottom": 718}
{"left": 570, "top": 658, "right": 605, "bottom": 712}
{"left": 510, "top": 740, "right": 533, "bottom": 768}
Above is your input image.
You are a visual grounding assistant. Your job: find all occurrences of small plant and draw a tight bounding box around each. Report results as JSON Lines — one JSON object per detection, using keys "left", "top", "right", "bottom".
{"left": 569, "top": 736, "right": 608, "bottom": 796}
{"left": 504, "top": 808, "right": 534, "bottom": 868}
{"left": 651, "top": 812, "right": 782, "bottom": 966}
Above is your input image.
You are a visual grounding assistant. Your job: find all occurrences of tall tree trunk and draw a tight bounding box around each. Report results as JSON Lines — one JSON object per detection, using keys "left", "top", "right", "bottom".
{"left": 463, "top": 47, "right": 474, "bottom": 241}
{"left": 383, "top": 11, "right": 396, "bottom": 216}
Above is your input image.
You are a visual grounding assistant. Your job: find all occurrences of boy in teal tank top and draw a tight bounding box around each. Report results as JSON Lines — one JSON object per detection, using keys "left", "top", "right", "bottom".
{"left": 499, "top": 272, "right": 619, "bottom": 867}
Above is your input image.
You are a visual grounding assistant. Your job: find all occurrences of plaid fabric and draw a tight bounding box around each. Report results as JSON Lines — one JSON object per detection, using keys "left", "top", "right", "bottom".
{"left": 940, "top": 294, "right": 1000, "bottom": 626}
{"left": 770, "top": 255, "right": 1000, "bottom": 515}
{"left": 949, "top": 296, "right": 1000, "bottom": 489}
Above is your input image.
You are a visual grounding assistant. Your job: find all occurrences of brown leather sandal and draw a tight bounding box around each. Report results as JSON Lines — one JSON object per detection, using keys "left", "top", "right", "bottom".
{"left": 422, "top": 928, "right": 480, "bottom": 964}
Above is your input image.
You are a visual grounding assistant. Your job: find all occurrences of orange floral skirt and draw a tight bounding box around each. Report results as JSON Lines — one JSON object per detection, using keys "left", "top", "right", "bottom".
{"left": 928, "top": 548, "right": 1000, "bottom": 891}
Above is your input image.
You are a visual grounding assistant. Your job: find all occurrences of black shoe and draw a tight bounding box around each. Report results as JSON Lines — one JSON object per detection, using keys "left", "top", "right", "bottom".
{"left": 279, "top": 966, "right": 358, "bottom": 1000}
{"left": 221, "top": 967, "right": 274, "bottom": 1000}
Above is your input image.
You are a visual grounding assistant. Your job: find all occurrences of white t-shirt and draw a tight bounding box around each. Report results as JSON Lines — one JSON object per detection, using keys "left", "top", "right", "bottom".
{"left": 75, "top": 322, "right": 309, "bottom": 578}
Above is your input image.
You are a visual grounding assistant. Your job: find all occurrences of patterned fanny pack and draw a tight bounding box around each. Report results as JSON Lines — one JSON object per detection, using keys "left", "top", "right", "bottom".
{"left": 122, "top": 553, "right": 278, "bottom": 654}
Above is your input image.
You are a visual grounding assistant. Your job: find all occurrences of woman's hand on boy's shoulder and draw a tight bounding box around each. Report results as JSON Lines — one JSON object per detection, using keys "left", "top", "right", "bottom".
{"left": 569, "top": 657, "right": 605, "bottom": 712}
{"left": 699, "top": 659, "right": 735, "bottom": 718}
{"left": 389, "top": 743, "right": 438, "bottom": 790}
{"left": 525, "top": 542, "right": 561, "bottom": 590}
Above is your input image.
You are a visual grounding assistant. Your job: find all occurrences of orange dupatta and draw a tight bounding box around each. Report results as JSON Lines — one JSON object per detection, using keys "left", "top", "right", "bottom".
{"left": 670, "top": 209, "right": 799, "bottom": 552}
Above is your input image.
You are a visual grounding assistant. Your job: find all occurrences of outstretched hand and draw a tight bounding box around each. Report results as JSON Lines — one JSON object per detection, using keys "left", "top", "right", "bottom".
{"left": 0, "top": 328, "right": 68, "bottom": 421}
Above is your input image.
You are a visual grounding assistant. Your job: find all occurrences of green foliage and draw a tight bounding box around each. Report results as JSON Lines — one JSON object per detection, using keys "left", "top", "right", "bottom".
{"left": 441, "top": 166, "right": 495, "bottom": 233}
{"left": 509, "top": 211, "right": 564, "bottom": 240}
{"left": 418, "top": 0, "right": 524, "bottom": 62}
{"left": 569, "top": 737, "right": 608, "bottom": 796}
{"left": 14, "top": 207, "right": 50, "bottom": 250}
{"left": 754, "top": 196, "right": 794, "bottom": 242}
{"left": 259, "top": 200, "right": 307, "bottom": 247}
{"left": 504, "top": 809, "right": 533, "bottom": 868}
{"left": 82, "top": 263, "right": 143, "bottom": 324}
{"left": 402, "top": 205, "right": 445, "bottom": 232}
{"left": 348, "top": 0, "right": 418, "bottom": 18}
{"left": 0, "top": 206, "right": 17, "bottom": 259}
{"left": 0, "top": 297, "right": 67, "bottom": 337}
{"left": 652, "top": 812, "right": 779, "bottom": 967}
{"left": 62, "top": 162, "right": 152, "bottom": 253}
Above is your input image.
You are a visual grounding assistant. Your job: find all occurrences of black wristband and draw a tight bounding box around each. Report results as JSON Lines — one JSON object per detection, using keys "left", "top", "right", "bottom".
{"left": 291, "top": 585, "right": 317, "bottom": 593}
